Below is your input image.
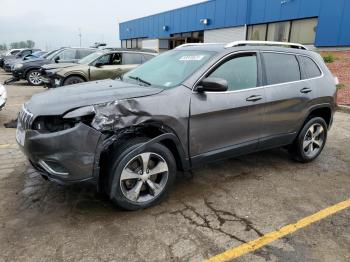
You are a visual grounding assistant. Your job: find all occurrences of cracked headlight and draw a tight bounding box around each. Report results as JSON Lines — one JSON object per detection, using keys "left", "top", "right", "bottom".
{"left": 33, "top": 106, "right": 96, "bottom": 133}
{"left": 13, "top": 63, "right": 23, "bottom": 70}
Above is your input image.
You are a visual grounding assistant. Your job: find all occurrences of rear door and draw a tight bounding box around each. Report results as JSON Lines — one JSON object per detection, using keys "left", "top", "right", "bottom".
{"left": 190, "top": 52, "right": 266, "bottom": 162}
{"left": 260, "top": 52, "right": 312, "bottom": 149}
{"left": 120, "top": 52, "right": 143, "bottom": 73}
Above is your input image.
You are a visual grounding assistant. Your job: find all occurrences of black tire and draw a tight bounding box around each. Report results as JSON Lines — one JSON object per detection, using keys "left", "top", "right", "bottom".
{"left": 26, "top": 69, "right": 43, "bottom": 86}
{"left": 107, "top": 138, "right": 176, "bottom": 210}
{"left": 63, "top": 76, "right": 85, "bottom": 86}
{"left": 290, "top": 117, "right": 328, "bottom": 163}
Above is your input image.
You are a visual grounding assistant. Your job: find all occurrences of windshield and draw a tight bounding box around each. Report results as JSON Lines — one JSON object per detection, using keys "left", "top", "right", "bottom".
{"left": 123, "top": 50, "right": 215, "bottom": 88}
{"left": 78, "top": 51, "right": 104, "bottom": 64}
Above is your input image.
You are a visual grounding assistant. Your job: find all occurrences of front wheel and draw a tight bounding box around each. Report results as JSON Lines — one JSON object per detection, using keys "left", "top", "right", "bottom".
{"left": 26, "top": 70, "right": 43, "bottom": 86}
{"left": 63, "top": 76, "right": 85, "bottom": 86}
{"left": 290, "top": 117, "right": 328, "bottom": 163}
{"left": 107, "top": 138, "right": 176, "bottom": 210}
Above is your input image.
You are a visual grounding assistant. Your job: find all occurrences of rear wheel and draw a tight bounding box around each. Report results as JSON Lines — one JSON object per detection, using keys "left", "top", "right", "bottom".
{"left": 107, "top": 138, "right": 176, "bottom": 210}
{"left": 63, "top": 76, "right": 85, "bottom": 86}
{"left": 26, "top": 69, "right": 43, "bottom": 86}
{"left": 290, "top": 117, "right": 328, "bottom": 163}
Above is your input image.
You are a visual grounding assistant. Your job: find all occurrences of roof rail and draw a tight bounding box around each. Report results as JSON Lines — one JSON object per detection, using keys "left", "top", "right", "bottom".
{"left": 225, "top": 41, "right": 308, "bottom": 50}
{"left": 175, "top": 43, "right": 223, "bottom": 49}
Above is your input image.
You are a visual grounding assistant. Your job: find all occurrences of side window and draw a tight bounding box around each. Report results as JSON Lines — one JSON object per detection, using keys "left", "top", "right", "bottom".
{"left": 95, "top": 54, "right": 111, "bottom": 65}
{"left": 59, "top": 49, "right": 77, "bottom": 60}
{"left": 76, "top": 49, "right": 94, "bottom": 59}
{"left": 141, "top": 54, "right": 155, "bottom": 63}
{"left": 21, "top": 50, "right": 32, "bottom": 57}
{"left": 263, "top": 53, "right": 300, "bottom": 85}
{"left": 122, "top": 53, "right": 142, "bottom": 65}
{"left": 298, "top": 56, "right": 322, "bottom": 79}
{"left": 111, "top": 53, "right": 122, "bottom": 65}
{"left": 209, "top": 54, "right": 258, "bottom": 91}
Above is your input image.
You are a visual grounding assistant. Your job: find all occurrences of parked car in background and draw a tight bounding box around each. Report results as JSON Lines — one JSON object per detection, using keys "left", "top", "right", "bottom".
{"left": 10, "top": 47, "right": 96, "bottom": 86}
{"left": 3, "top": 51, "right": 48, "bottom": 72}
{"left": 16, "top": 41, "right": 336, "bottom": 210}
{"left": 1, "top": 48, "right": 41, "bottom": 69}
{"left": 40, "top": 49, "right": 156, "bottom": 87}
{"left": 0, "top": 49, "right": 22, "bottom": 67}
{"left": 0, "top": 84, "right": 7, "bottom": 111}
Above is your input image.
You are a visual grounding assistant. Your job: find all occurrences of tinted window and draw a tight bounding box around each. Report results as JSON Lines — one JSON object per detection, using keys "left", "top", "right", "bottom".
{"left": 122, "top": 53, "right": 142, "bottom": 65}
{"left": 299, "top": 56, "right": 321, "bottom": 79}
{"left": 141, "top": 54, "right": 154, "bottom": 63}
{"left": 209, "top": 54, "right": 258, "bottom": 91}
{"left": 263, "top": 53, "right": 300, "bottom": 85}
{"left": 76, "top": 49, "right": 95, "bottom": 59}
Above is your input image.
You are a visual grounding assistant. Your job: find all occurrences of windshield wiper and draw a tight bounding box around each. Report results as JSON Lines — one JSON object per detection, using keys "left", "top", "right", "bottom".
{"left": 128, "top": 75, "right": 151, "bottom": 86}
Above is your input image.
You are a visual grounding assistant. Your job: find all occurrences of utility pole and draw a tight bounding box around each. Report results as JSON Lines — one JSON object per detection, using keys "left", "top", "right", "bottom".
{"left": 78, "top": 28, "right": 82, "bottom": 47}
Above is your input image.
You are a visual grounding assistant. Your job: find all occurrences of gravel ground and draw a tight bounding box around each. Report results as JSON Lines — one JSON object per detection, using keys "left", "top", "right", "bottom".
{"left": 321, "top": 51, "right": 350, "bottom": 105}
{"left": 0, "top": 71, "right": 349, "bottom": 262}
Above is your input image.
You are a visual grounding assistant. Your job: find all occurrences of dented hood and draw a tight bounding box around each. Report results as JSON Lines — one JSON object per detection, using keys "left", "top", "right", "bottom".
{"left": 26, "top": 79, "right": 164, "bottom": 116}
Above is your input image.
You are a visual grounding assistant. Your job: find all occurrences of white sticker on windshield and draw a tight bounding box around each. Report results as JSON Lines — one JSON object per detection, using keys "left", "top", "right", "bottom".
{"left": 179, "top": 55, "right": 205, "bottom": 61}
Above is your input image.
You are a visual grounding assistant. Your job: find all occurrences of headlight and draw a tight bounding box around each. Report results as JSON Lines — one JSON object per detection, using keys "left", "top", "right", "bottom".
{"left": 13, "top": 63, "right": 23, "bottom": 70}
{"left": 0, "top": 84, "right": 7, "bottom": 99}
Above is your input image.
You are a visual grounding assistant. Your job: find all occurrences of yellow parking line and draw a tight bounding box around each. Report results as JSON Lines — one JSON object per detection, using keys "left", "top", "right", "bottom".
{"left": 204, "top": 199, "right": 350, "bottom": 262}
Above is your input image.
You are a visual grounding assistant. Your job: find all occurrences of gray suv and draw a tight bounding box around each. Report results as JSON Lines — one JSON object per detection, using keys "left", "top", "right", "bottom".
{"left": 16, "top": 41, "right": 337, "bottom": 210}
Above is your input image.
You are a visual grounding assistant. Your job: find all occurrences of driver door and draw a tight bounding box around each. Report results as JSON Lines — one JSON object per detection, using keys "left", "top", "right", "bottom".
{"left": 89, "top": 53, "right": 125, "bottom": 80}
{"left": 190, "top": 52, "right": 266, "bottom": 163}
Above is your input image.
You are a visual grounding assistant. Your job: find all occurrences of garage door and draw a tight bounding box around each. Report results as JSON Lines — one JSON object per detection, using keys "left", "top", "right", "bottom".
{"left": 204, "top": 26, "right": 246, "bottom": 43}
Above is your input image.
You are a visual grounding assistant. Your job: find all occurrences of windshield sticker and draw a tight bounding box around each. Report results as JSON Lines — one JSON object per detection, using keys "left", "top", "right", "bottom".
{"left": 179, "top": 55, "right": 205, "bottom": 61}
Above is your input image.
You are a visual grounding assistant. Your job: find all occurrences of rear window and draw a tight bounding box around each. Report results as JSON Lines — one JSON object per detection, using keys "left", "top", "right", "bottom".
{"left": 263, "top": 53, "right": 301, "bottom": 85}
{"left": 298, "top": 56, "right": 322, "bottom": 79}
{"left": 122, "top": 53, "right": 142, "bottom": 65}
{"left": 141, "top": 54, "right": 155, "bottom": 63}
{"left": 76, "top": 49, "right": 95, "bottom": 59}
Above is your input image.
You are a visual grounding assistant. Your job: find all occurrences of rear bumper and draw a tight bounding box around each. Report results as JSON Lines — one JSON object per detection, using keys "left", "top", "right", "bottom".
{"left": 17, "top": 123, "right": 104, "bottom": 184}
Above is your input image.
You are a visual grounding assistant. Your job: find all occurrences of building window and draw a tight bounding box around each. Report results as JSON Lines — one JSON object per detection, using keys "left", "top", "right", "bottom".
{"left": 247, "top": 24, "right": 267, "bottom": 41}
{"left": 290, "top": 18, "right": 318, "bottom": 45}
{"left": 121, "top": 40, "right": 127, "bottom": 48}
{"left": 267, "top": 21, "right": 291, "bottom": 42}
{"left": 126, "top": 40, "right": 132, "bottom": 49}
{"left": 131, "top": 39, "right": 137, "bottom": 49}
{"left": 137, "top": 39, "right": 143, "bottom": 49}
{"left": 247, "top": 18, "right": 318, "bottom": 45}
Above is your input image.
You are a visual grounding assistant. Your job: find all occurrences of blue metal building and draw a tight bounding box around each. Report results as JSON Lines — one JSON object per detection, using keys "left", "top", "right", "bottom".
{"left": 119, "top": 0, "right": 350, "bottom": 50}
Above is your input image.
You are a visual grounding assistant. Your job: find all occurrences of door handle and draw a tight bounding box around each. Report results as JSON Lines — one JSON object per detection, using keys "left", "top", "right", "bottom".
{"left": 246, "top": 95, "right": 263, "bottom": 102}
{"left": 300, "top": 87, "right": 312, "bottom": 94}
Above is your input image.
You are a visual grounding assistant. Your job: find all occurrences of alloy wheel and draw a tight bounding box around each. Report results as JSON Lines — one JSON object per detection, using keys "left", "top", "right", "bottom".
{"left": 303, "top": 123, "right": 325, "bottom": 158}
{"left": 29, "top": 71, "right": 42, "bottom": 85}
{"left": 120, "top": 152, "right": 169, "bottom": 203}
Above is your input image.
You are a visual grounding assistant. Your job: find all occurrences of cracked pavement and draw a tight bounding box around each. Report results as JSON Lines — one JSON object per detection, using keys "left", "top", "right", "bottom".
{"left": 0, "top": 71, "right": 349, "bottom": 262}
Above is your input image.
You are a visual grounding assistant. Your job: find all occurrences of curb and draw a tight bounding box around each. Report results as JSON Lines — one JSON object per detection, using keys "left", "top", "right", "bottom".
{"left": 337, "top": 105, "right": 350, "bottom": 114}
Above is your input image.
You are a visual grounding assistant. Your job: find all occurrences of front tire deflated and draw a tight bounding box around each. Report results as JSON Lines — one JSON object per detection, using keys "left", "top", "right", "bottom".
{"left": 107, "top": 138, "right": 176, "bottom": 210}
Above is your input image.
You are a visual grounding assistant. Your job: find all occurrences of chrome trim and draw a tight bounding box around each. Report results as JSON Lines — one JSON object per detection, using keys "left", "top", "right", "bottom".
{"left": 225, "top": 41, "right": 308, "bottom": 50}
{"left": 191, "top": 50, "right": 324, "bottom": 94}
{"left": 39, "top": 160, "right": 69, "bottom": 176}
{"left": 18, "top": 104, "right": 34, "bottom": 130}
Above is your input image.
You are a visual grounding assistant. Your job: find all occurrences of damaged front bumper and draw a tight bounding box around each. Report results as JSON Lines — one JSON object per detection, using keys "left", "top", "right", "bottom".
{"left": 16, "top": 122, "right": 104, "bottom": 184}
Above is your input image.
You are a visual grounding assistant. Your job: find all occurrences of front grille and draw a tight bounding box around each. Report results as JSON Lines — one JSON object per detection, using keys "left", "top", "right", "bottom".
{"left": 18, "top": 105, "right": 34, "bottom": 130}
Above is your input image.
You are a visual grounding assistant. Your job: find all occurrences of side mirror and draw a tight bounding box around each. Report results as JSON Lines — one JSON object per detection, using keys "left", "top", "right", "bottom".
{"left": 54, "top": 56, "right": 60, "bottom": 63}
{"left": 95, "top": 62, "right": 103, "bottom": 68}
{"left": 196, "top": 77, "right": 228, "bottom": 93}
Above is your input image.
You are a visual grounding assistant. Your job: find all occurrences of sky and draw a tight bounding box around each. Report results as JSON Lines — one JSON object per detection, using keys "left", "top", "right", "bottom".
{"left": 0, "top": 0, "right": 205, "bottom": 50}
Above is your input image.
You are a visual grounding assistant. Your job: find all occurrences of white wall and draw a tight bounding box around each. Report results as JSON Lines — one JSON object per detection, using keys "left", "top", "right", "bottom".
{"left": 204, "top": 26, "right": 246, "bottom": 43}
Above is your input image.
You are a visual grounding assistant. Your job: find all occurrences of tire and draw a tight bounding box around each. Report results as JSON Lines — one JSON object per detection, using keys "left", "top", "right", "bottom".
{"left": 290, "top": 117, "right": 328, "bottom": 163}
{"left": 26, "top": 69, "right": 43, "bottom": 86}
{"left": 63, "top": 76, "right": 85, "bottom": 86}
{"left": 107, "top": 138, "right": 176, "bottom": 210}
